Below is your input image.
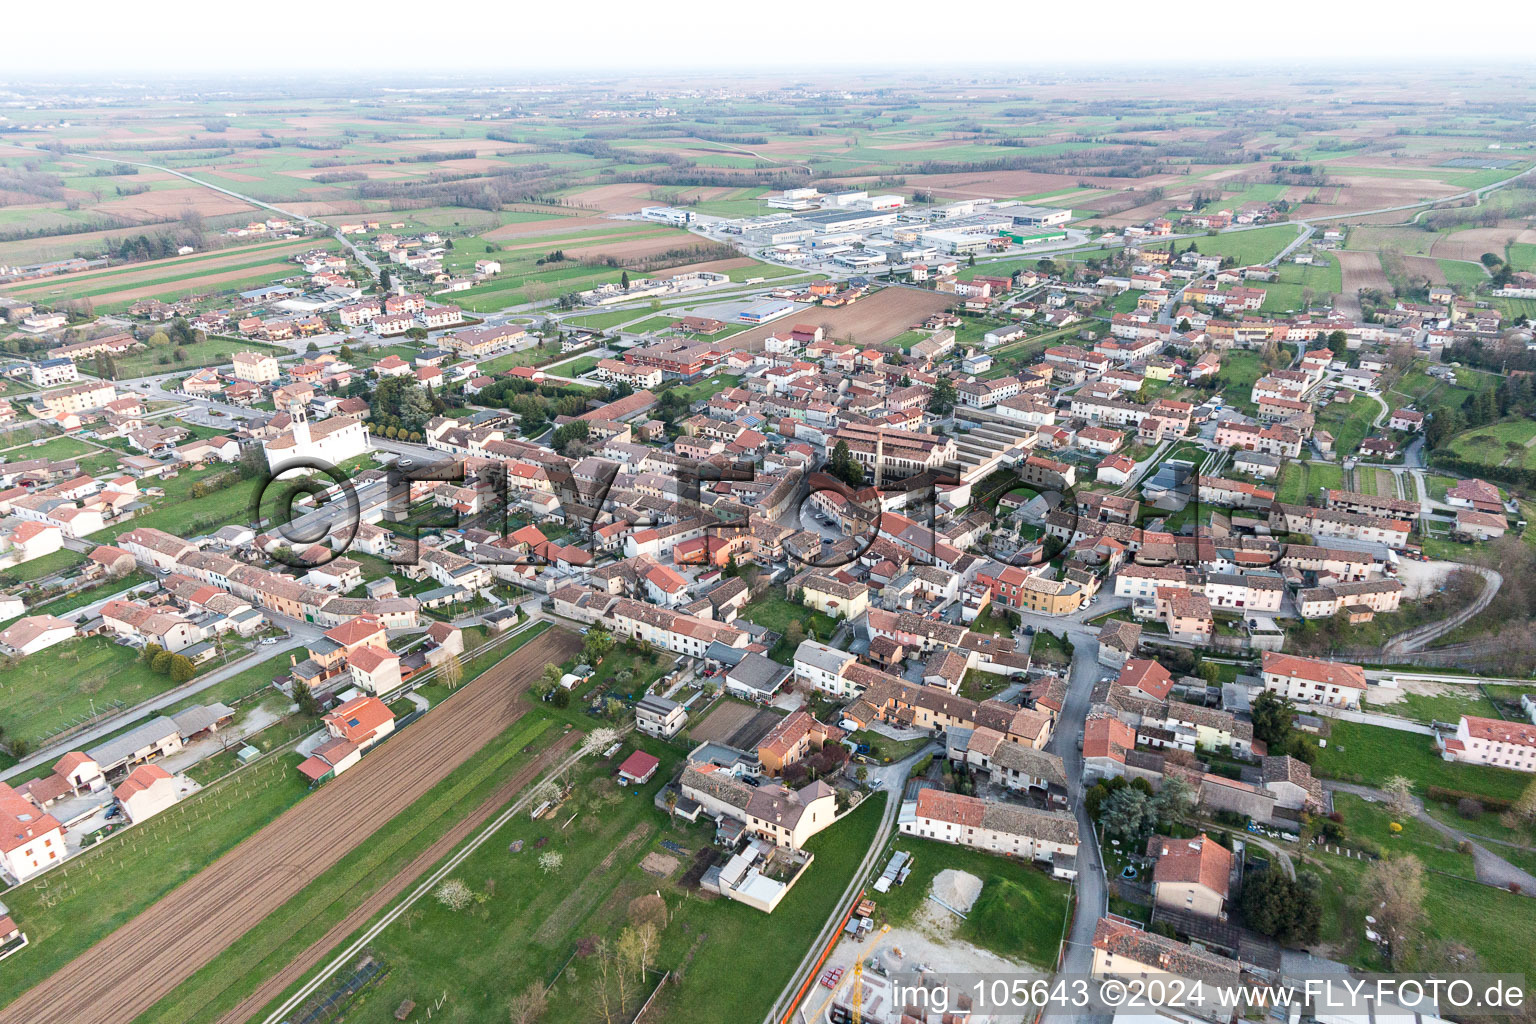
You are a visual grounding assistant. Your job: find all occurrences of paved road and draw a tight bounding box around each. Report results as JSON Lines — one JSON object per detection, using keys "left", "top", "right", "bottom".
{"left": 1384, "top": 564, "right": 1503, "bottom": 655}
{"left": 1040, "top": 624, "right": 1112, "bottom": 1024}
{"left": 0, "top": 627, "right": 314, "bottom": 783}
{"left": 761, "top": 744, "right": 934, "bottom": 1024}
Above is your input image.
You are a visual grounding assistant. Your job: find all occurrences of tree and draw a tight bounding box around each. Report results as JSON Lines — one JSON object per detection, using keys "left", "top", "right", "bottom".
{"left": 1503, "top": 777, "right": 1536, "bottom": 828}
{"left": 379, "top": 268, "right": 392, "bottom": 290}
{"left": 169, "top": 654, "right": 195, "bottom": 683}
{"left": 1151, "top": 775, "right": 1194, "bottom": 822}
{"left": 784, "top": 620, "right": 806, "bottom": 650}
{"left": 438, "top": 653, "right": 464, "bottom": 690}
{"left": 151, "top": 650, "right": 173, "bottom": 674}
{"left": 507, "top": 982, "right": 549, "bottom": 1024}
{"left": 1250, "top": 690, "right": 1297, "bottom": 748}
{"left": 664, "top": 788, "right": 678, "bottom": 818}
{"left": 581, "top": 727, "right": 620, "bottom": 757}
{"left": 140, "top": 643, "right": 165, "bottom": 665}
{"left": 1100, "top": 786, "right": 1153, "bottom": 844}
{"left": 930, "top": 375, "right": 958, "bottom": 416}
{"left": 1327, "top": 329, "right": 1348, "bottom": 359}
{"left": 552, "top": 419, "right": 591, "bottom": 455}
{"left": 828, "top": 439, "right": 863, "bottom": 487}
{"left": 292, "top": 680, "right": 323, "bottom": 717}
{"left": 148, "top": 330, "right": 171, "bottom": 348}
{"left": 1383, "top": 775, "right": 1415, "bottom": 817}
{"left": 1361, "top": 855, "right": 1426, "bottom": 966}
{"left": 617, "top": 922, "right": 657, "bottom": 1002}
{"left": 582, "top": 626, "right": 615, "bottom": 664}
{"left": 1198, "top": 662, "right": 1220, "bottom": 686}
{"left": 435, "top": 878, "right": 475, "bottom": 911}
{"left": 620, "top": 271, "right": 630, "bottom": 291}
{"left": 1240, "top": 868, "right": 1322, "bottom": 945}
{"left": 551, "top": 686, "right": 570, "bottom": 708}
{"left": 538, "top": 663, "right": 564, "bottom": 693}
{"left": 539, "top": 850, "right": 564, "bottom": 874}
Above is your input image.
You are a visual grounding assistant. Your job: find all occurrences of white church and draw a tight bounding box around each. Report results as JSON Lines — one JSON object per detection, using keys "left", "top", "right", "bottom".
{"left": 262, "top": 406, "right": 371, "bottom": 473}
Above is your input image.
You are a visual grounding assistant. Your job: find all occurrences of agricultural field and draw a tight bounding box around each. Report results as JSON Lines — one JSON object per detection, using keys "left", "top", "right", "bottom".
{"left": 1259, "top": 259, "right": 1344, "bottom": 313}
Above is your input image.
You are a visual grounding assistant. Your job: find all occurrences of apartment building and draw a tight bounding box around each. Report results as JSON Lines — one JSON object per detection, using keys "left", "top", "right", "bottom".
{"left": 1260, "top": 650, "right": 1366, "bottom": 708}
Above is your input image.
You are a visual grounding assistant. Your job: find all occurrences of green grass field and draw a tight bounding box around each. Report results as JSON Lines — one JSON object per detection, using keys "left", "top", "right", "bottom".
{"left": 1507, "top": 242, "right": 1536, "bottom": 273}
{"left": 0, "top": 546, "right": 86, "bottom": 585}
{"left": 1260, "top": 259, "right": 1344, "bottom": 313}
{"left": 1313, "top": 719, "right": 1530, "bottom": 802}
{"left": 112, "top": 336, "right": 286, "bottom": 379}
{"left": 1210, "top": 350, "right": 1268, "bottom": 413}
{"left": 0, "top": 635, "right": 202, "bottom": 747}
{"left": 869, "top": 836, "right": 1071, "bottom": 967}
{"left": 1447, "top": 418, "right": 1536, "bottom": 471}
{"left": 1172, "top": 224, "right": 1300, "bottom": 267}
{"left": 99, "top": 464, "right": 262, "bottom": 541}
{"left": 1317, "top": 393, "right": 1380, "bottom": 455}
{"left": 1436, "top": 259, "right": 1488, "bottom": 291}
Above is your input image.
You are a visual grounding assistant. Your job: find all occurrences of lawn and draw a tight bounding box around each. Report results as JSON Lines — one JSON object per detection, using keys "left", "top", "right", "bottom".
{"left": 868, "top": 836, "right": 1071, "bottom": 968}
{"left": 1319, "top": 794, "right": 1536, "bottom": 981}
{"left": 1259, "top": 259, "right": 1344, "bottom": 314}
{"left": 9, "top": 568, "right": 155, "bottom": 626}
{"left": 1210, "top": 350, "right": 1268, "bottom": 413}
{"left": 99, "top": 465, "right": 263, "bottom": 541}
{"left": 474, "top": 341, "right": 565, "bottom": 376}
{"left": 0, "top": 635, "right": 201, "bottom": 749}
{"left": 0, "top": 755, "right": 312, "bottom": 1011}
{"left": 668, "top": 372, "right": 743, "bottom": 404}
{"left": 0, "top": 546, "right": 86, "bottom": 585}
{"left": 1312, "top": 719, "right": 1530, "bottom": 802}
{"left": 132, "top": 713, "right": 566, "bottom": 1024}
{"left": 741, "top": 592, "right": 840, "bottom": 658}
{"left": 1446, "top": 418, "right": 1536, "bottom": 471}
{"left": 1316, "top": 393, "right": 1379, "bottom": 456}
{"left": 0, "top": 433, "right": 99, "bottom": 462}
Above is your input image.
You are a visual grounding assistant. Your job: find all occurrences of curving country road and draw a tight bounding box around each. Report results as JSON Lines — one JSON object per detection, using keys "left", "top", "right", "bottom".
{"left": 1383, "top": 564, "right": 1503, "bottom": 655}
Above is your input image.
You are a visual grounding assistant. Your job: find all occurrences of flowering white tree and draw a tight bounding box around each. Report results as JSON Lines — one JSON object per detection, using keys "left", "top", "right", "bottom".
{"left": 435, "top": 878, "right": 475, "bottom": 911}
{"left": 539, "top": 850, "right": 565, "bottom": 875}
{"left": 580, "top": 727, "right": 620, "bottom": 758}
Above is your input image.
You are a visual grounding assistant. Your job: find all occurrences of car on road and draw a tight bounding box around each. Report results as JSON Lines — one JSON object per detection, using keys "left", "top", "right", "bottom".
{"left": 259, "top": 637, "right": 280, "bottom": 645}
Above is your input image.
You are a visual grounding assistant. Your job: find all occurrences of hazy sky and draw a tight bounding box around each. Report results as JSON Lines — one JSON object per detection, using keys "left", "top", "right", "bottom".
{"left": 8, "top": 0, "right": 1536, "bottom": 75}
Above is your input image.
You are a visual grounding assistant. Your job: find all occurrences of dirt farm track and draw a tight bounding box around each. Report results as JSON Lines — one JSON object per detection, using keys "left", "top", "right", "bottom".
{"left": 0, "top": 627, "right": 581, "bottom": 1024}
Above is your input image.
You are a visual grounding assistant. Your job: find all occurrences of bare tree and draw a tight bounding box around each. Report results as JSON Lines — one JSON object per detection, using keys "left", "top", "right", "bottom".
{"left": 1361, "top": 855, "right": 1426, "bottom": 967}
{"left": 589, "top": 939, "right": 616, "bottom": 1024}
{"left": 508, "top": 982, "right": 549, "bottom": 1024}
{"left": 438, "top": 652, "right": 464, "bottom": 690}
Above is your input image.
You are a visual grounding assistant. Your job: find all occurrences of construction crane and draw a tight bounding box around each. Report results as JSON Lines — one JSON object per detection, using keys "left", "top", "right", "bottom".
{"left": 850, "top": 961, "right": 863, "bottom": 1024}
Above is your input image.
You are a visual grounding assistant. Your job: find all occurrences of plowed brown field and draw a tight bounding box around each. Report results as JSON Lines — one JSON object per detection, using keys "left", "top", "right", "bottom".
{"left": 0, "top": 627, "right": 580, "bottom": 1024}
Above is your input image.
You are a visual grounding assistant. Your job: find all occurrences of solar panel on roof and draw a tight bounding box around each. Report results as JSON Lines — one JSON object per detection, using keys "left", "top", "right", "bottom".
{"left": 347, "top": 718, "right": 360, "bottom": 727}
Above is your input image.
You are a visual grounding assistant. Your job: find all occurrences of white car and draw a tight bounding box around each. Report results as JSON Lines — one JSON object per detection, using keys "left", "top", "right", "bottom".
{"left": 259, "top": 637, "right": 280, "bottom": 645}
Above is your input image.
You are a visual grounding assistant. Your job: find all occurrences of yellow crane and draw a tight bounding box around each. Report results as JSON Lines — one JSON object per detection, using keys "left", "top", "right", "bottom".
{"left": 850, "top": 961, "right": 863, "bottom": 1024}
